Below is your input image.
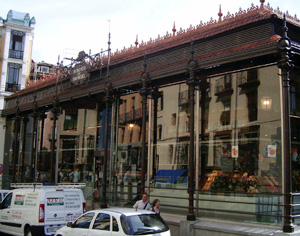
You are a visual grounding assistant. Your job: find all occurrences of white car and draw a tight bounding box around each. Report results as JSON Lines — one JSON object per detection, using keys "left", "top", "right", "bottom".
{"left": 55, "top": 208, "right": 170, "bottom": 236}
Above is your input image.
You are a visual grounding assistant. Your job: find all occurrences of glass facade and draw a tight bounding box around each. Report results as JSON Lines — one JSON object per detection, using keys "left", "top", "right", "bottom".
{"left": 196, "top": 66, "right": 282, "bottom": 224}
{"left": 4, "top": 64, "right": 300, "bottom": 225}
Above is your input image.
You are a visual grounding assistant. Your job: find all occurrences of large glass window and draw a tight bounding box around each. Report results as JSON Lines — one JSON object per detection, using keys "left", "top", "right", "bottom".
{"left": 112, "top": 92, "right": 144, "bottom": 205}
{"left": 198, "top": 66, "right": 282, "bottom": 224}
{"left": 9, "top": 30, "right": 24, "bottom": 59}
{"left": 64, "top": 110, "right": 78, "bottom": 130}
{"left": 6, "top": 63, "right": 21, "bottom": 92}
{"left": 147, "top": 83, "right": 190, "bottom": 213}
{"left": 57, "top": 108, "right": 97, "bottom": 198}
{"left": 290, "top": 71, "right": 300, "bottom": 195}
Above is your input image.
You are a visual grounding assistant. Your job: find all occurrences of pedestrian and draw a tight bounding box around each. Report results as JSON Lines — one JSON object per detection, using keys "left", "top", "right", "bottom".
{"left": 133, "top": 193, "right": 150, "bottom": 210}
{"left": 25, "top": 166, "right": 30, "bottom": 182}
{"left": 123, "top": 167, "right": 132, "bottom": 201}
{"left": 69, "top": 166, "right": 80, "bottom": 183}
{"left": 149, "top": 198, "right": 160, "bottom": 215}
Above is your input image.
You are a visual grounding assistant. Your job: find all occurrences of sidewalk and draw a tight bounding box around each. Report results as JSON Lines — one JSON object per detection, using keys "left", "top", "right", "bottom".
{"left": 161, "top": 213, "right": 300, "bottom": 236}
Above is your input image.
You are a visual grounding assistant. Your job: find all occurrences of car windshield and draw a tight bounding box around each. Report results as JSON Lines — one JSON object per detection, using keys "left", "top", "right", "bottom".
{"left": 120, "top": 213, "right": 169, "bottom": 235}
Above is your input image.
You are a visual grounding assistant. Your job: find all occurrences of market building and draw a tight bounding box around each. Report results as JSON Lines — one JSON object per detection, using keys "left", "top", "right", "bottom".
{"left": 2, "top": 1, "right": 300, "bottom": 235}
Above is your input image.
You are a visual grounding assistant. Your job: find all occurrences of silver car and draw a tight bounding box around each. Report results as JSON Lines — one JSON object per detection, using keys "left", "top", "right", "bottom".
{"left": 55, "top": 208, "right": 170, "bottom": 236}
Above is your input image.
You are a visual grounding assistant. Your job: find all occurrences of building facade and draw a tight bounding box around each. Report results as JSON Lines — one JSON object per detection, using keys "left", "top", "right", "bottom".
{"left": 2, "top": 2, "right": 300, "bottom": 234}
{"left": 0, "top": 10, "right": 35, "bottom": 187}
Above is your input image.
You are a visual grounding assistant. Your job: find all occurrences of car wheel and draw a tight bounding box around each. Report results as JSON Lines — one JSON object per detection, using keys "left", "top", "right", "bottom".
{"left": 24, "top": 226, "right": 33, "bottom": 236}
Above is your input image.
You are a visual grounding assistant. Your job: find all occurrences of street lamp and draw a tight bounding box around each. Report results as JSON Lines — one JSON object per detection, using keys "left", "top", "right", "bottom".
{"left": 261, "top": 97, "right": 272, "bottom": 110}
{"left": 128, "top": 123, "right": 134, "bottom": 143}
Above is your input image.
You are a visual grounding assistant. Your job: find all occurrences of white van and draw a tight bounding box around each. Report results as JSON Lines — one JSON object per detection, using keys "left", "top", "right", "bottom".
{"left": 0, "top": 187, "right": 86, "bottom": 236}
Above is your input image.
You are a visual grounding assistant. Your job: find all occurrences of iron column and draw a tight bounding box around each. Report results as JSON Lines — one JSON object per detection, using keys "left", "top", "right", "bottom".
{"left": 101, "top": 82, "right": 113, "bottom": 208}
{"left": 186, "top": 40, "right": 198, "bottom": 221}
{"left": 12, "top": 96, "right": 20, "bottom": 183}
{"left": 139, "top": 55, "right": 151, "bottom": 195}
{"left": 278, "top": 15, "right": 294, "bottom": 233}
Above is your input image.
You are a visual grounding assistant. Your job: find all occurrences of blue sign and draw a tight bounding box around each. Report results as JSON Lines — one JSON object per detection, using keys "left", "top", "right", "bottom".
{"left": 156, "top": 170, "right": 186, "bottom": 184}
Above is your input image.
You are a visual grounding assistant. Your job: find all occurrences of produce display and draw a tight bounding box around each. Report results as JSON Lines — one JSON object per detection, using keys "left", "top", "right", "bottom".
{"left": 201, "top": 170, "right": 260, "bottom": 193}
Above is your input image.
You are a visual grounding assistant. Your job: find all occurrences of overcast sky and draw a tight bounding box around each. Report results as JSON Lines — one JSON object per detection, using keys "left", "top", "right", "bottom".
{"left": 1, "top": 0, "right": 299, "bottom": 64}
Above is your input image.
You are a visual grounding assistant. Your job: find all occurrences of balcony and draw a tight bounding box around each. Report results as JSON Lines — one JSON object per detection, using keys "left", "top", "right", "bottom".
{"left": 9, "top": 49, "right": 24, "bottom": 59}
{"left": 238, "top": 76, "right": 260, "bottom": 89}
{"left": 215, "top": 83, "right": 233, "bottom": 97}
{"left": 119, "top": 108, "right": 143, "bottom": 124}
{"left": 6, "top": 83, "right": 20, "bottom": 92}
{"left": 238, "top": 69, "right": 260, "bottom": 90}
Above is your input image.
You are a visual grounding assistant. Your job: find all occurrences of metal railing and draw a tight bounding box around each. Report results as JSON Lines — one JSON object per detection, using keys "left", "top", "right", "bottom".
{"left": 84, "top": 188, "right": 97, "bottom": 200}
{"left": 119, "top": 108, "right": 143, "bottom": 124}
{"left": 11, "top": 182, "right": 86, "bottom": 189}
{"left": 6, "top": 83, "right": 20, "bottom": 92}
{"left": 103, "top": 183, "right": 286, "bottom": 225}
{"left": 9, "top": 49, "right": 24, "bottom": 59}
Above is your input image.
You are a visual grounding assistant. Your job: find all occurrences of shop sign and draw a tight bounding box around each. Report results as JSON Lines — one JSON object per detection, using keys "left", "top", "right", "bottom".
{"left": 71, "top": 61, "right": 89, "bottom": 85}
{"left": 268, "top": 145, "right": 276, "bottom": 157}
{"left": 47, "top": 197, "right": 64, "bottom": 206}
{"left": 232, "top": 146, "right": 238, "bottom": 158}
{"left": 14, "top": 194, "right": 25, "bottom": 205}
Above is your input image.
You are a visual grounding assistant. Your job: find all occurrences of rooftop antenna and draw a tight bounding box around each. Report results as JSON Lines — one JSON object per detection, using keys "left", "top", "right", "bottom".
{"left": 56, "top": 55, "right": 60, "bottom": 91}
{"left": 107, "top": 20, "right": 111, "bottom": 81}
